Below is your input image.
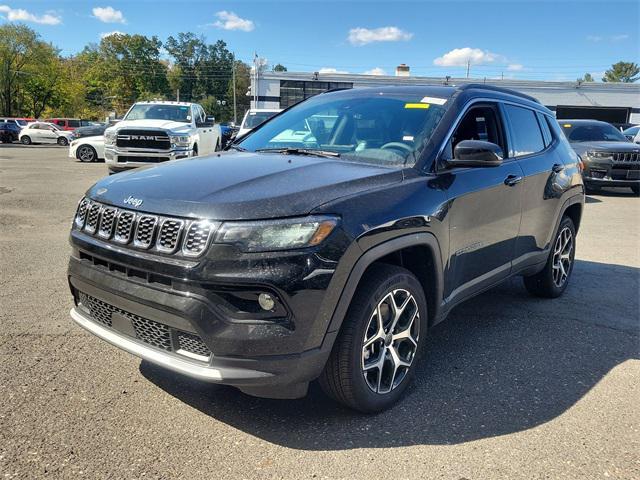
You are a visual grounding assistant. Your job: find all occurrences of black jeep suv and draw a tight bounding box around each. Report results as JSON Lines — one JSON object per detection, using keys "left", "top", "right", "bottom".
{"left": 559, "top": 119, "right": 640, "bottom": 195}
{"left": 68, "top": 85, "right": 584, "bottom": 412}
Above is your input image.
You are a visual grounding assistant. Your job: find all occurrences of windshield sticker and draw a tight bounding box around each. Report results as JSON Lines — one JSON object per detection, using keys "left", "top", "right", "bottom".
{"left": 405, "top": 103, "right": 430, "bottom": 109}
{"left": 420, "top": 96, "right": 447, "bottom": 105}
{"left": 563, "top": 124, "right": 572, "bottom": 128}
{"left": 403, "top": 135, "right": 414, "bottom": 141}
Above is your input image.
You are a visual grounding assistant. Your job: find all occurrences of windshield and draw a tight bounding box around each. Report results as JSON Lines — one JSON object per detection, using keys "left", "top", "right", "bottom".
{"left": 560, "top": 122, "right": 628, "bottom": 142}
{"left": 125, "top": 104, "right": 191, "bottom": 123}
{"left": 15, "top": 119, "right": 27, "bottom": 126}
{"left": 237, "top": 93, "right": 448, "bottom": 167}
{"left": 243, "top": 111, "right": 279, "bottom": 129}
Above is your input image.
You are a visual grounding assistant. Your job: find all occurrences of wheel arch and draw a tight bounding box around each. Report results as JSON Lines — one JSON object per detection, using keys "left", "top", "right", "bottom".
{"left": 324, "top": 233, "right": 445, "bottom": 343}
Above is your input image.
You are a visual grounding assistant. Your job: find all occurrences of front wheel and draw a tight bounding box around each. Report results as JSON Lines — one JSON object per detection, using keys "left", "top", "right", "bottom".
{"left": 21, "top": 136, "right": 32, "bottom": 145}
{"left": 319, "top": 264, "right": 427, "bottom": 413}
{"left": 77, "top": 145, "right": 97, "bottom": 162}
{"left": 523, "top": 216, "right": 576, "bottom": 298}
{"left": 57, "top": 137, "right": 69, "bottom": 146}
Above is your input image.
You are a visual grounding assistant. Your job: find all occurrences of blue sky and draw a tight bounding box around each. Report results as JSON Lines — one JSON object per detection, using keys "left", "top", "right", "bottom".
{"left": 1, "top": 0, "right": 638, "bottom": 81}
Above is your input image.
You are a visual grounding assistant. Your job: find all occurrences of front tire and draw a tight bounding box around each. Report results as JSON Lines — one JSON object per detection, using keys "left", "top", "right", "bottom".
{"left": 77, "top": 145, "right": 97, "bottom": 162}
{"left": 21, "top": 136, "right": 31, "bottom": 145}
{"left": 523, "top": 216, "right": 576, "bottom": 298}
{"left": 57, "top": 137, "right": 69, "bottom": 146}
{"left": 319, "top": 264, "right": 427, "bottom": 413}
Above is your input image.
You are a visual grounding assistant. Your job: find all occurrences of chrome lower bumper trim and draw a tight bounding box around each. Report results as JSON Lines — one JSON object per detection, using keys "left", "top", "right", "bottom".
{"left": 70, "top": 307, "right": 223, "bottom": 381}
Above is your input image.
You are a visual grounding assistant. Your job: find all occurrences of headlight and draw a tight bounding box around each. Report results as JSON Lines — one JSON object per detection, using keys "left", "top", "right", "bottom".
{"left": 104, "top": 130, "right": 116, "bottom": 146}
{"left": 587, "top": 151, "right": 613, "bottom": 159}
{"left": 169, "top": 135, "right": 190, "bottom": 147}
{"left": 215, "top": 216, "right": 338, "bottom": 252}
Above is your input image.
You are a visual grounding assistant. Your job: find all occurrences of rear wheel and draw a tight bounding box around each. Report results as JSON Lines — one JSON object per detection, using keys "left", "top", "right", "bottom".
{"left": 319, "top": 264, "right": 427, "bottom": 412}
{"left": 77, "top": 145, "right": 97, "bottom": 162}
{"left": 57, "top": 137, "right": 69, "bottom": 146}
{"left": 523, "top": 216, "right": 576, "bottom": 298}
{"left": 21, "top": 136, "right": 31, "bottom": 145}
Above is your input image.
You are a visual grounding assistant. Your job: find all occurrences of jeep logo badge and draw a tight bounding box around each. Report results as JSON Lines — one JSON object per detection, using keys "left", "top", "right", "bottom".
{"left": 123, "top": 196, "right": 143, "bottom": 207}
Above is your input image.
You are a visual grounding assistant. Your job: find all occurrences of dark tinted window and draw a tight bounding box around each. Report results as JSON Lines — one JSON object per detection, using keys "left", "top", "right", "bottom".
{"left": 536, "top": 112, "right": 553, "bottom": 146}
{"left": 560, "top": 122, "right": 627, "bottom": 142}
{"left": 504, "top": 105, "right": 545, "bottom": 156}
{"left": 280, "top": 80, "right": 353, "bottom": 108}
{"left": 68, "top": 120, "right": 80, "bottom": 128}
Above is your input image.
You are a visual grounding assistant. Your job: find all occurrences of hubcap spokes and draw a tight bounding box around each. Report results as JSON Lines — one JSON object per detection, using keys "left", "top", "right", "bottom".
{"left": 552, "top": 227, "right": 573, "bottom": 287}
{"left": 362, "top": 289, "right": 419, "bottom": 394}
{"left": 79, "top": 147, "right": 92, "bottom": 161}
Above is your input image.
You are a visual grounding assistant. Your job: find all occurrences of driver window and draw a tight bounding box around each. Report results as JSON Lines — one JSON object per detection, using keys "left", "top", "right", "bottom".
{"left": 443, "top": 104, "right": 504, "bottom": 160}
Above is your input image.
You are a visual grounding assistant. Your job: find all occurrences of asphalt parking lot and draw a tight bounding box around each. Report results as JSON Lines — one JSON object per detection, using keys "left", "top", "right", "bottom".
{"left": 0, "top": 145, "right": 638, "bottom": 479}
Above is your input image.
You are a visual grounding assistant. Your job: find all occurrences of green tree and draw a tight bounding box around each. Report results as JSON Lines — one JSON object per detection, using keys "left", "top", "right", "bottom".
{"left": 0, "top": 24, "right": 41, "bottom": 115}
{"left": 602, "top": 62, "right": 639, "bottom": 83}
{"left": 579, "top": 73, "right": 594, "bottom": 82}
{"left": 272, "top": 63, "right": 287, "bottom": 72}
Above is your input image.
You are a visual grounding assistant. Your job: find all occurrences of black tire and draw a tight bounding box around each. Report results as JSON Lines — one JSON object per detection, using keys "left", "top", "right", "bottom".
{"left": 523, "top": 216, "right": 576, "bottom": 298}
{"left": 76, "top": 144, "right": 97, "bottom": 162}
{"left": 192, "top": 144, "right": 198, "bottom": 157}
{"left": 319, "top": 264, "right": 427, "bottom": 413}
{"left": 21, "top": 135, "right": 31, "bottom": 145}
{"left": 57, "top": 137, "right": 69, "bottom": 146}
{"left": 631, "top": 185, "right": 639, "bottom": 196}
{"left": 214, "top": 141, "right": 221, "bottom": 152}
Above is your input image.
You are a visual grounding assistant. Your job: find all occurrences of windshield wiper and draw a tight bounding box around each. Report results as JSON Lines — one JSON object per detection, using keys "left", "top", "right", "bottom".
{"left": 254, "top": 147, "right": 340, "bottom": 158}
{"left": 227, "top": 144, "right": 247, "bottom": 151}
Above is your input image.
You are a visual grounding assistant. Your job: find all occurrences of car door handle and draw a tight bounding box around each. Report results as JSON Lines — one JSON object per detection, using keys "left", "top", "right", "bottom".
{"left": 504, "top": 175, "right": 523, "bottom": 186}
{"left": 552, "top": 163, "right": 564, "bottom": 173}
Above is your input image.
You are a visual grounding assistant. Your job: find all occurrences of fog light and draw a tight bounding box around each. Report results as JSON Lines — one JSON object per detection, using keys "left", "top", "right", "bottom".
{"left": 258, "top": 293, "right": 275, "bottom": 311}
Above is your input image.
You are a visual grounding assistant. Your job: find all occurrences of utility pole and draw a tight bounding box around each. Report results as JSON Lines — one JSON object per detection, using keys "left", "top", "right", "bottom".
{"left": 466, "top": 59, "right": 471, "bottom": 78}
{"left": 176, "top": 88, "right": 180, "bottom": 102}
{"left": 232, "top": 53, "right": 237, "bottom": 123}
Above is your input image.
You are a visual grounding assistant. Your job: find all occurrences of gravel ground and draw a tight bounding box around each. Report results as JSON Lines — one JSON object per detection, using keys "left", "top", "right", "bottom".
{"left": 1, "top": 145, "right": 638, "bottom": 479}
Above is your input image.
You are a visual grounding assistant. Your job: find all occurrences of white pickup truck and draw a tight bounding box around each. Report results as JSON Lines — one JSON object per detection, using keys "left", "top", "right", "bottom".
{"left": 104, "top": 101, "right": 221, "bottom": 174}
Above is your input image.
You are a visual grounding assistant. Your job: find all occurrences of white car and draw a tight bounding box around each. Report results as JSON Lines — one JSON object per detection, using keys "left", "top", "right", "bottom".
{"left": 237, "top": 109, "right": 282, "bottom": 138}
{"left": 69, "top": 135, "right": 105, "bottom": 163}
{"left": 19, "top": 122, "right": 74, "bottom": 146}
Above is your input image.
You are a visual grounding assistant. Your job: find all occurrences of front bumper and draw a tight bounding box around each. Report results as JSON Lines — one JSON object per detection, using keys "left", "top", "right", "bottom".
{"left": 67, "top": 230, "right": 344, "bottom": 397}
{"left": 583, "top": 160, "right": 640, "bottom": 188}
{"left": 105, "top": 146, "right": 193, "bottom": 170}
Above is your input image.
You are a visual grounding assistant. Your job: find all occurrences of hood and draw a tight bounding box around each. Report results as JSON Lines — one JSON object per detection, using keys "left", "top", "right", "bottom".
{"left": 87, "top": 152, "right": 404, "bottom": 220}
{"left": 571, "top": 141, "right": 640, "bottom": 155}
{"left": 107, "top": 119, "right": 191, "bottom": 134}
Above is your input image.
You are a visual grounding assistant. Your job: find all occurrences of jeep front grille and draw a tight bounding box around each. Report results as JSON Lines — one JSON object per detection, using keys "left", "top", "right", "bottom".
{"left": 612, "top": 152, "right": 639, "bottom": 163}
{"left": 77, "top": 291, "right": 212, "bottom": 361}
{"left": 73, "top": 199, "right": 217, "bottom": 258}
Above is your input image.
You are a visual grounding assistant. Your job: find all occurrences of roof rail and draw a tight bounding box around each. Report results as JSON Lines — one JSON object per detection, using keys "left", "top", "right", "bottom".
{"left": 460, "top": 83, "right": 541, "bottom": 104}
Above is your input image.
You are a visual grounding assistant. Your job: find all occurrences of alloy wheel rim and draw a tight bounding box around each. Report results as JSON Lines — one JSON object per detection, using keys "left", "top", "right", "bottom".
{"left": 361, "top": 289, "right": 420, "bottom": 394}
{"left": 552, "top": 226, "right": 573, "bottom": 288}
{"left": 79, "top": 146, "right": 93, "bottom": 161}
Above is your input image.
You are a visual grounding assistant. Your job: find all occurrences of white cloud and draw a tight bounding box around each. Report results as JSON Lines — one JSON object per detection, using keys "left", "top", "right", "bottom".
{"left": 507, "top": 63, "right": 524, "bottom": 71}
{"left": 100, "top": 30, "right": 124, "bottom": 39}
{"left": 212, "top": 11, "right": 254, "bottom": 31}
{"left": 611, "top": 34, "right": 629, "bottom": 41}
{"left": 348, "top": 26, "right": 413, "bottom": 46}
{"left": 92, "top": 6, "right": 126, "bottom": 24}
{"left": 0, "top": 5, "right": 61, "bottom": 25}
{"left": 318, "top": 67, "right": 349, "bottom": 74}
{"left": 433, "top": 47, "right": 503, "bottom": 67}
{"left": 363, "top": 67, "right": 387, "bottom": 75}
{"left": 586, "top": 35, "right": 603, "bottom": 42}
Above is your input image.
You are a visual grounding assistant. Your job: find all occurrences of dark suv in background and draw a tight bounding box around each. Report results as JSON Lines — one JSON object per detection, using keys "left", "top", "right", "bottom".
{"left": 560, "top": 119, "right": 640, "bottom": 195}
{"left": 68, "top": 85, "right": 584, "bottom": 412}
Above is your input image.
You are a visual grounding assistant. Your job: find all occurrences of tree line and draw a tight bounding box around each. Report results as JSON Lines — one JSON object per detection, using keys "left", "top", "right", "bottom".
{"left": 0, "top": 24, "right": 252, "bottom": 122}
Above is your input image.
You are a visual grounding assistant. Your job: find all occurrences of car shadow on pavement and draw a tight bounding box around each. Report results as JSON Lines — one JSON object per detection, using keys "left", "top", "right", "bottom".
{"left": 141, "top": 259, "right": 638, "bottom": 450}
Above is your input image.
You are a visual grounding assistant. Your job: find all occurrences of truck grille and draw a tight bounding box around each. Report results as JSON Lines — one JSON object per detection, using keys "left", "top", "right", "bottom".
{"left": 74, "top": 199, "right": 216, "bottom": 257}
{"left": 117, "top": 156, "right": 170, "bottom": 163}
{"left": 116, "top": 129, "right": 171, "bottom": 150}
{"left": 612, "top": 152, "right": 640, "bottom": 163}
{"left": 77, "top": 291, "right": 211, "bottom": 360}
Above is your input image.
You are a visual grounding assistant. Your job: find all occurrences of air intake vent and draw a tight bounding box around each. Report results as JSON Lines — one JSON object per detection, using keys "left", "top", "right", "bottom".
{"left": 84, "top": 203, "right": 102, "bottom": 234}
{"left": 114, "top": 211, "right": 135, "bottom": 244}
{"left": 98, "top": 207, "right": 118, "bottom": 238}
{"left": 157, "top": 219, "right": 184, "bottom": 253}
{"left": 134, "top": 216, "right": 158, "bottom": 249}
{"left": 75, "top": 198, "right": 91, "bottom": 228}
{"left": 183, "top": 221, "right": 214, "bottom": 256}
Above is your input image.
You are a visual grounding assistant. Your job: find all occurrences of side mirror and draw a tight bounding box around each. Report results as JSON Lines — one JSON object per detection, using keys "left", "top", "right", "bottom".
{"left": 448, "top": 140, "right": 503, "bottom": 168}
{"left": 206, "top": 116, "right": 215, "bottom": 125}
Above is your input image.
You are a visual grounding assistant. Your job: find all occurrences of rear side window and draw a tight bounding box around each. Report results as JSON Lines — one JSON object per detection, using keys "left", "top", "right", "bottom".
{"left": 504, "top": 104, "right": 545, "bottom": 157}
{"left": 68, "top": 120, "right": 80, "bottom": 128}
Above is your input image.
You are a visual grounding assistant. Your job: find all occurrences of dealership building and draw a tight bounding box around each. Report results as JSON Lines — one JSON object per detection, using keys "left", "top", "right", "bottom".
{"left": 250, "top": 67, "right": 640, "bottom": 125}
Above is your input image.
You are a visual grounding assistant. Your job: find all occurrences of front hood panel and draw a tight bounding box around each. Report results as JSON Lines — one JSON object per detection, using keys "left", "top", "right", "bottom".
{"left": 108, "top": 119, "right": 191, "bottom": 133}
{"left": 88, "top": 152, "right": 403, "bottom": 220}
{"left": 571, "top": 141, "right": 640, "bottom": 155}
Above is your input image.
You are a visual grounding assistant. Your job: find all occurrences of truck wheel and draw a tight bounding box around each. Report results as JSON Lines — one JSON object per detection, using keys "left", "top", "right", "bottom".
{"left": 192, "top": 145, "right": 198, "bottom": 157}
{"left": 57, "top": 137, "right": 69, "bottom": 146}
{"left": 21, "top": 136, "right": 31, "bottom": 145}
{"left": 77, "top": 145, "right": 97, "bottom": 162}
{"left": 319, "top": 264, "right": 427, "bottom": 413}
{"left": 523, "top": 216, "right": 576, "bottom": 298}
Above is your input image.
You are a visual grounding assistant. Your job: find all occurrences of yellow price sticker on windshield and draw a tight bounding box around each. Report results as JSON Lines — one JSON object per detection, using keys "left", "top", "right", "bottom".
{"left": 405, "top": 103, "right": 430, "bottom": 109}
{"left": 563, "top": 123, "right": 572, "bottom": 127}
